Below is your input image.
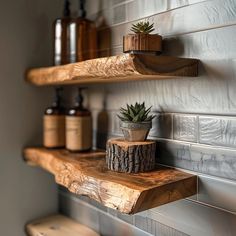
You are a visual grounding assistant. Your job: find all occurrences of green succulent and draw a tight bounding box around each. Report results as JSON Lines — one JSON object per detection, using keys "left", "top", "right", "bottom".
{"left": 131, "top": 21, "right": 155, "bottom": 34}
{"left": 117, "top": 102, "right": 155, "bottom": 123}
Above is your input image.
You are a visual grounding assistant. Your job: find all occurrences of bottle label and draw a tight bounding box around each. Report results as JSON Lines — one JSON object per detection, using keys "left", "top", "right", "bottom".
{"left": 66, "top": 116, "right": 92, "bottom": 151}
{"left": 43, "top": 115, "right": 65, "bottom": 148}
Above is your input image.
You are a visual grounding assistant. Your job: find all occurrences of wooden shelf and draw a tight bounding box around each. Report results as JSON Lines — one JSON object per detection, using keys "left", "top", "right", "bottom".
{"left": 26, "top": 54, "right": 199, "bottom": 86}
{"left": 26, "top": 214, "right": 100, "bottom": 236}
{"left": 24, "top": 147, "right": 197, "bottom": 214}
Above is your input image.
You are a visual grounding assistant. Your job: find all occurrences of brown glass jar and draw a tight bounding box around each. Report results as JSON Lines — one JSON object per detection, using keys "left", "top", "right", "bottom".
{"left": 66, "top": 88, "right": 92, "bottom": 152}
{"left": 69, "top": 0, "right": 97, "bottom": 62}
{"left": 43, "top": 88, "right": 65, "bottom": 148}
{"left": 53, "top": 0, "right": 72, "bottom": 65}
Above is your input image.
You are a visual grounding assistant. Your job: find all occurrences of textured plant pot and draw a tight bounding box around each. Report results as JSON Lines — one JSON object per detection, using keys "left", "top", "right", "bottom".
{"left": 120, "top": 121, "right": 152, "bottom": 141}
{"left": 123, "top": 34, "right": 162, "bottom": 54}
{"left": 106, "top": 138, "right": 156, "bottom": 173}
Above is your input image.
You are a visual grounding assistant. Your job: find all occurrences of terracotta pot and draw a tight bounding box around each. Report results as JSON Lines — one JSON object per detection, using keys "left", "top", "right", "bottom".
{"left": 120, "top": 121, "right": 152, "bottom": 142}
{"left": 123, "top": 34, "right": 162, "bottom": 54}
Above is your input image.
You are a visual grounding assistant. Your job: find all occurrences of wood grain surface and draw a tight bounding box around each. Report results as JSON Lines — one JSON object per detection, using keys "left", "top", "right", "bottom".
{"left": 106, "top": 138, "right": 156, "bottom": 173}
{"left": 24, "top": 147, "right": 197, "bottom": 214}
{"left": 26, "top": 214, "right": 100, "bottom": 236}
{"left": 26, "top": 54, "right": 199, "bottom": 86}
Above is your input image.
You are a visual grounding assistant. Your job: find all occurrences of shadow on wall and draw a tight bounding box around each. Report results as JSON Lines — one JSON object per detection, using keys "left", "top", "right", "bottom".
{"left": 156, "top": 141, "right": 177, "bottom": 167}
{"left": 151, "top": 111, "right": 174, "bottom": 165}
{"left": 95, "top": 0, "right": 112, "bottom": 58}
{"left": 96, "top": 98, "right": 109, "bottom": 150}
{"left": 162, "top": 37, "right": 185, "bottom": 57}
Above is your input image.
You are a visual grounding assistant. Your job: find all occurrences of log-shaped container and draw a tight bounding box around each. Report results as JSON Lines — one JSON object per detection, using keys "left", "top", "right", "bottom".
{"left": 123, "top": 34, "right": 162, "bottom": 54}
{"left": 106, "top": 138, "right": 156, "bottom": 173}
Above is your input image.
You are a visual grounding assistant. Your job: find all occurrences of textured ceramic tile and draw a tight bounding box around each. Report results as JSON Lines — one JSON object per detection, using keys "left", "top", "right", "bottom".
{"left": 88, "top": 59, "right": 236, "bottom": 115}
{"left": 135, "top": 214, "right": 187, "bottom": 236}
{"left": 99, "top": 211, "right": 151, "bottom": 236}
{"left": 134, "top": 215, "right": 148, "bottom": 232}
{"left": 148, "top": 218, "right": 188, "bottom": 236}
{"left": 91, "top": 0, "right": 207, "bottom": 27}
{"left": 113, "top": 4, "right": 126, "bottom": 24}
{"left": 117, "top": 212, "right": 134, "bottom": 224}
{"left": 199, "top": 116, "right": 236, "bottom": 148}
{"left": 98, "top": 0, "right": 236, "bottom": 49}
{"left": 86, "top": 0, "right": 109, "bottom": 16}
{"left": 150, "top": 113, "right": 173, "bottom": 139}
{"left": 148, "top": 200, "right": 236, "bottom": 236}
{"left": 198, "top": 175, "right": 236, "bottom": 214}
{"left": 107, "top": 206, "right": 134, "bottom": 224}
{"left": 173, "top": 114, "right": 197, "bottom": 142}
{"left": 157, "top": 140, "right": 236, "bottom": 180}
{"left": 107, "top": 207, "right": 118, "bottom": 217}
{"left": 154, "top": 219, "right": 188, "bottom": 236}
{"left": 59, "top": 192, "right": 150, "bottom": 236}
{"left": 112, "top": 0, "right": 127, "bottom": 6}
{"left": 59, "top": 192, "right": 100, "bottom": 233}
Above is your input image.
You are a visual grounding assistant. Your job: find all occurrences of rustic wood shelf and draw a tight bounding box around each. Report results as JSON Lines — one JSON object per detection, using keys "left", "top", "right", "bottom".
{"left": 24, "top": 147, "right": 197, "bottom": 214}
{"left": 26, "top": 214, "right": 100, "bottom": 236}
{"left": 26, "top": 54, "right": 199, "bottom": 86}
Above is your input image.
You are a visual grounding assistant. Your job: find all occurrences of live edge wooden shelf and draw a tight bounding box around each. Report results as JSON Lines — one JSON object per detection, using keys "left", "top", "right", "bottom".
{"left": 24, "top": 147, "right": 197, "bottom": 214}
{"left": 26, "top": 54, "right": 199, "bottom": 86}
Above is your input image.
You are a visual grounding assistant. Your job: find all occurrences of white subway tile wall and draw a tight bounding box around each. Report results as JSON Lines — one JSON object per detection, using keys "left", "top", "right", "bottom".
{"left": 62, "top": 0, "right": 236, "bottom": 235}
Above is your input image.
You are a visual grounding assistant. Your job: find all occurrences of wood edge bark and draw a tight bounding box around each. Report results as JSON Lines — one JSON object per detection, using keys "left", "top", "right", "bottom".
{"left": 24, "top": 148, "right": 141, "bottom": 214}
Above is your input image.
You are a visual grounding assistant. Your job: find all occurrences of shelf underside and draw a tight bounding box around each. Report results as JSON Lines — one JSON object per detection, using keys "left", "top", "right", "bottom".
{"left": 26, "top": 54, "right": 199, "bottom": 86}
{"left": 24, "top": 147, "right": 197, "bottom": 214}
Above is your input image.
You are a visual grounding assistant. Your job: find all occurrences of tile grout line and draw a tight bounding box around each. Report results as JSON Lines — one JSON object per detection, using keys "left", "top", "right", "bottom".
{"left": 59, "top": 191, "right": 153, "bottom": 235}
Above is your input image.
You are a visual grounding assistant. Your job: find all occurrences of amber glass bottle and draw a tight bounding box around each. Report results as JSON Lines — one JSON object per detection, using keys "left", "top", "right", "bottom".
{"left": 43, "top": 88, "right": 65, "bottom": 148}
{"left": 53, "top": 0, "right": 71, "bottom": 65}
{"left": 66, "top": 88, "right": 92, "bottom": 152}
{"left": 69, "top": 0, "right": 97, "bottom": 62}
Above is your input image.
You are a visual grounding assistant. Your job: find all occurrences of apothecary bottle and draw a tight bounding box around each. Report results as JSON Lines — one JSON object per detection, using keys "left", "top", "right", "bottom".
{"left": 69, "top": 0, "right": 97, "bottom": 62}
{"left": 53, "top": 0, "right": 71, "bottom": 65}
{"left": 66, "top": 88, "right": 92, "bottom": 151}
{"left": 43, "top": 88, "right": 65, "bottom": 148}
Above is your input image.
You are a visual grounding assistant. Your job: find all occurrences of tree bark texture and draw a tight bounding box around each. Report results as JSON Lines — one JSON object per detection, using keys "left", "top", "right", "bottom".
{"left": 106, "top": 138, "right": 156, "bottom": 173}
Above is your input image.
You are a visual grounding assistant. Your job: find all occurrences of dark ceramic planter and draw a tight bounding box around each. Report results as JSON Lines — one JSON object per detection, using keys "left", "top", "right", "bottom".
{"left": 120, "top": 121, "right": 152, "bottom": 141}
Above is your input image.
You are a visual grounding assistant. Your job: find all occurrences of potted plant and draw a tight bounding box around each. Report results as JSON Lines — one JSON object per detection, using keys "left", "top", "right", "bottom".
{"left": 118, "top": 102, "right": 155, "bottom": 142}
{"left": 123, "top": 21, "right": 162, "bottom": 54}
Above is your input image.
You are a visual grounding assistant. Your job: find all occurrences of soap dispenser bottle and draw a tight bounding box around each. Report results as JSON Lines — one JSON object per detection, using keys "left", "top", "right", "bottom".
{"left": 53, "top": 0, "right": 72, "bottom": 65}
{"left": 66, "top": 88, "right": 92, "bottom": 152}
{"left": 69, "top": 0, "right": 97, "bottom": 62}
{"left": 43, "top": 88, "right": 65, "bottom": 148}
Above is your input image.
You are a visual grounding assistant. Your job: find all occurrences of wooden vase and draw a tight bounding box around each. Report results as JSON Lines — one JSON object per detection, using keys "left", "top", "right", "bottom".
{"left": 106, "top": 138, "right": 156, "bottom": 173}
{"left": 123, "top": 34, "right": 162, "bottom": 54}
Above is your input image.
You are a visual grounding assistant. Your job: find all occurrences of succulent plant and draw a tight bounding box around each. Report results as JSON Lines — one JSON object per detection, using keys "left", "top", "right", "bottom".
{"left": 118, "top": 102, "right": 155, "bottom": 123}
{"left": 131, "top": 21, "right": 155, "bottom": 34}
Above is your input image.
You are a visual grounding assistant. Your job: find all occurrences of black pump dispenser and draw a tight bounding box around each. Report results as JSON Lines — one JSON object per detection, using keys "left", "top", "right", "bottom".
{"left": 78, "top": 0, "right": 86, "bottom": 18}
{"left": 75, "top": 87, "right": 86, "bottom": 108}
{"left": 68, "top": 87, "right": 88, "bottom": 115}
{"left": 52, "top": 87, "right": 63, "bottom": 107}
{"left": 63, "top": 0, "right": 71, "bottom": 17}
{"left": 45, "top": 87, "right": 64, "bottom": 115}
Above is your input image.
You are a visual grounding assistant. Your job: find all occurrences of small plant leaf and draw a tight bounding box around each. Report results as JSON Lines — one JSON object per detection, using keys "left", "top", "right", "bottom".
{"left": 117, "top": 102, "right": 155, "bottom": 123}
{"left": 130, "top": 21, "right": 155, "bottom": 34}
